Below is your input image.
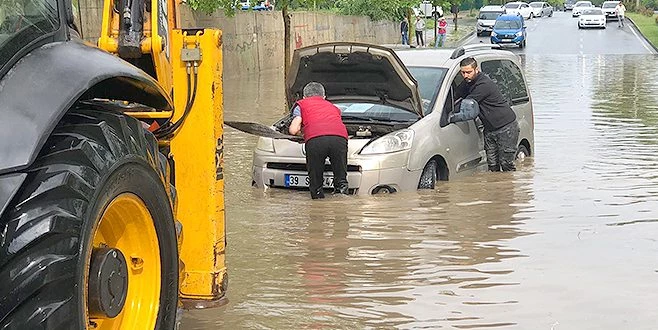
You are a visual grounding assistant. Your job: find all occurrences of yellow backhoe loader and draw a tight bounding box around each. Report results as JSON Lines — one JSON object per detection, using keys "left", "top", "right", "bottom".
{"left": 0, "top": 0, "right": 227, "bottom": 328}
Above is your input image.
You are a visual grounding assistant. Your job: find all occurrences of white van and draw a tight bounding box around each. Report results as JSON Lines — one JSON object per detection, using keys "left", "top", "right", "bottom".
{"left": 477, "top": 5, "right": 506, "bottom": 36}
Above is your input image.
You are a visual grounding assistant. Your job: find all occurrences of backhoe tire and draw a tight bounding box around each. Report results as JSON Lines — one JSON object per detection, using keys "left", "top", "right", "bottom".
{"left": 0, "top": 106, "right": 178, "bottom": 329}
{"left": 418, "top": 160, "right": 438, "bottom": 189}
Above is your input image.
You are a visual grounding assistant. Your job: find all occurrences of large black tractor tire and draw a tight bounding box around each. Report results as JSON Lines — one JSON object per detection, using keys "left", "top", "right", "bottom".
{"left": 418, "top": 160, "right": 438, "bottom": 189}
{"left": 0, "top": 106, "right": 178, "bottom": 329}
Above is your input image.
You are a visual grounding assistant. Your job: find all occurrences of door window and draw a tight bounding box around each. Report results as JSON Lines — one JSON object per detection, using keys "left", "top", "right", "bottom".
{"left": 480, "top": 59, "right": 529, "bottom": 105}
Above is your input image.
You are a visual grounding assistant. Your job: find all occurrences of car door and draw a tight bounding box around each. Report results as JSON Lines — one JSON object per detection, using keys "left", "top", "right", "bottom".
{"left": 480, "top": 59, "right": 532, "bottom": 147}
{"left": 437, "top": 72, "right": 485, "bottom": 175}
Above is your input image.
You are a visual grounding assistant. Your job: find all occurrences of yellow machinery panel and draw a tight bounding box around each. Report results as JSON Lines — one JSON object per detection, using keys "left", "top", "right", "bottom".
{"left": 169, "top": 29, "right": 228, "bottom": 308}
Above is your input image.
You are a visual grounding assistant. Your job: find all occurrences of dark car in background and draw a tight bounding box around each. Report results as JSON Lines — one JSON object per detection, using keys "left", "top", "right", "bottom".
{"left": 602, "top": 1, "right": 621, "bottom": 19}
{"left": 565, "top": 0, "right": 578, "bottom": 10}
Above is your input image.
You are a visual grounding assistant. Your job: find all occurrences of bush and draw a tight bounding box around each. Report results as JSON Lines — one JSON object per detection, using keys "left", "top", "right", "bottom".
{"left": 637, "top": 6, "right": 655, "bottom": 16}
{"left": 655, "top": 15, "right": 658, "bottom": 24}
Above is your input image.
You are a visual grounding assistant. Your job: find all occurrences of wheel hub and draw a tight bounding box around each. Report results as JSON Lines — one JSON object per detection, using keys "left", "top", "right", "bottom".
{"left": 88, "top": 247, "right": 128, "bottom": 318}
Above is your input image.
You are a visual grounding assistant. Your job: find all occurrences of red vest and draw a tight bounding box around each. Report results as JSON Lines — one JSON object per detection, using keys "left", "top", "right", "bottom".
{"left": 297, "top": 96, "right": 348, "bottom": 142}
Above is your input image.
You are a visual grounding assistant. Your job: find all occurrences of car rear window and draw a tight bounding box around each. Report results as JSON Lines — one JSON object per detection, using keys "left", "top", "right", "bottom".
{"left": 407, "top": 67, "right": 448, "bottom": 115}
{"left": 505, "top": 3, "right": 520, "bottom": 8}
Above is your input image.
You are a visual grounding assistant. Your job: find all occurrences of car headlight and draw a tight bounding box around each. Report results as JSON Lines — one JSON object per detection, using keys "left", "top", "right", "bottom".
{"left": 360, "top": 129, "right": 414, "bottom": 155}
{"left": 491, "top": 31, "right": 497, "bottom": 37}
{"left": 256, "top": 137, "right": 275, "bottom": 152}
{"left": 516, "top": 31, "right": 523, "bottom": 36}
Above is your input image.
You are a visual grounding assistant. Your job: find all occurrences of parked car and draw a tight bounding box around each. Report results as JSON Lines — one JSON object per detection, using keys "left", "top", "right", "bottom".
{"left": 246, "top": 43, "right": 534, "bottom": 195}
{"left": 529, "top": 1, "right": 554, "bottom": 17}
{"left": 578, "top": 8, "right": 606, "bottom": 28}
{"left": 491, "top": 14, "right": 527, "bottom": 48}
{"left": 565, "top": 0, "right": 577, "bottom": 10}
{"left": 477, "top": 5, "right": 507, "bottom": 36}
{"left": 572, "top": 1, "right": 594, "bottom": 16}
{"left": 504, "top": 2, "right": 534, "bottom": 19}
{"left": 602, "top": 0, "right": 620, "bottom": 19}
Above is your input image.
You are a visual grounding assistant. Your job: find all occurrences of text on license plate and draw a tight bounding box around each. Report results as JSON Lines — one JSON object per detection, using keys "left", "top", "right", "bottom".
{"left": 285, "top": 174, "right": 334, "bottom": 188}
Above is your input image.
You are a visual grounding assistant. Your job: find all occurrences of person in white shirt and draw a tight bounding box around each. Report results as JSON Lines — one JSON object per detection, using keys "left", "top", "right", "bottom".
{"left": 615, "top": 2, "right": 626, "bottom": 27}
{"left": 415, "top": 16, "right": 426, "bottom": 47}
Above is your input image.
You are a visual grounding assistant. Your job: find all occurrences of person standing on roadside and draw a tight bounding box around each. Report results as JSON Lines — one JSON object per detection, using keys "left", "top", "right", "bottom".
{"left": 435, "top": 16, "right": 448, "bottom": 48}
{"left": 455, "top": 57, "right": 520, "bottom": 172}
{"left": 289, "top": 82, "right": 349, "bottom": 199}
{"left": 615, "top": 1, "right": 626, "bottom": 27}
{"left": 415, "top": 16, "right": 425, "bottom": 47}
{"left": 400, "top": 18, "right": 409, "bottom": 45}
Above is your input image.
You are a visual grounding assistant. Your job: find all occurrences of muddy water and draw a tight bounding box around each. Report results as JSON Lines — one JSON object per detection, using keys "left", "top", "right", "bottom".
{"left": 182, "top": 55, "right": 658, "bottom": 329}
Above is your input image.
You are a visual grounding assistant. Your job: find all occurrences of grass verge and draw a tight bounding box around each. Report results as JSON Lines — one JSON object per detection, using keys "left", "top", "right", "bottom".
{"left": 626, "top": 12, "right": 658, "bottom": 49}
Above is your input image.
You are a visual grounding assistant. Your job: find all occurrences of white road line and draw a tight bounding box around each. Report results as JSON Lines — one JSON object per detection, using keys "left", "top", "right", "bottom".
{"left": 628, "top": 23, "right": 654, "bottom": 54}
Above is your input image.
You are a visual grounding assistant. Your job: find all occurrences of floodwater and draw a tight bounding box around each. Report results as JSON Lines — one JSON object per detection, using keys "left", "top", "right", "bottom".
{"left": 182, "top": 54, "right": 658, "bottom": 329}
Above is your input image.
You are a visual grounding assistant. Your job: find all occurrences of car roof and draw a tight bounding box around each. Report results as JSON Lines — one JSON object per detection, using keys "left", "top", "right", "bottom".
{"left": 480, "top": 5, "right": 505, "bottom": 10}
{"left": 497, "top": 13, "right": 523, "bottom": 20}
{"left": 393, "top": 47, "right": 519, "bottom": 69}
{"left": 529, "top": 1, "right": 546, "bottom": 3}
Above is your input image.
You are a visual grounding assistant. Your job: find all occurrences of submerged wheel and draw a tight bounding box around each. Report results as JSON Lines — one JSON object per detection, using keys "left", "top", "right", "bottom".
{"left": 0, "top": 106, "right": 178, "bottom": 329}
{"left": 516, "top": 145, "right": 530, "bottom": 161}
{"left": 418, "top": 160, "right": 438, "bottom": 189}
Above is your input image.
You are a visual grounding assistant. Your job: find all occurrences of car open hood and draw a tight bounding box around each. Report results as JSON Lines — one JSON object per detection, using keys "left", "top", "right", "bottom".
{"left": 286, "top": 42, "right": 424, "bottom": 117}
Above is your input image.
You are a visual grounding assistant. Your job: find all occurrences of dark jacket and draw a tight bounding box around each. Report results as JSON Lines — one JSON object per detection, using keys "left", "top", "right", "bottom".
{"left": 457, "top": 72, "right": 516, "bottom": 132}
{"left": 400, "top": 20, "right": 409, "bottom": 33}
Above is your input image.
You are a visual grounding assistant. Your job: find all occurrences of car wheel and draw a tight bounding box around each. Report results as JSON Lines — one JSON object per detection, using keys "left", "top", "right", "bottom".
{"left": 520, "top": 40, "right": 526, "bottom": 48}
{"left": 516, "top": 145, "right": 530, "bottom": 161}
{"left": 418, "top": 160, "right": 438, "bottom": 189}
{"left": 549, "top": 11, "right": 553, "bottom": 17}
{"left": 0, "top": 107, "right": 178, "bottom": 329}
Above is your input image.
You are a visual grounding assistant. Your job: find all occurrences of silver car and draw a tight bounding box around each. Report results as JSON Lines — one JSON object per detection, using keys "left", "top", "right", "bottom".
{"left": 245, "top": 43, "right": 534, "bottom": 195}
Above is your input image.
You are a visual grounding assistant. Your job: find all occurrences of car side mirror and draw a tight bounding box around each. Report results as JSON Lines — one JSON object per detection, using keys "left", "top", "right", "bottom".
{"left": 449, "top": 98, "right": 480, "bottom": 123}
{"left": 523, "top": 24, "right": 527, "bottom": 28}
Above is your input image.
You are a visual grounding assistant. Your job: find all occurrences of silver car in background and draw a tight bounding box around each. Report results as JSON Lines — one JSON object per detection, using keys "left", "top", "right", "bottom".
{"left": 250, "top": 43, "right": 535, "bottom": 195}
{"left": 601, "top": 0, "right": 620, "bottom": 20}
{"left": 477, "top": 5, "right": 506, "bottom": 36}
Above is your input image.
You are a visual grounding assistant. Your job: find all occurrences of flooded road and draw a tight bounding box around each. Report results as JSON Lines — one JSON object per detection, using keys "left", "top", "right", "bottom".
{"left": 182, "top": 35, "right": 658, "bottom": 330}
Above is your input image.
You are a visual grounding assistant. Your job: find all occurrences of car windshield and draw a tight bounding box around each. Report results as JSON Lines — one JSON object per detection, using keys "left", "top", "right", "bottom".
{"left": 529, "top": 2, "right": 543, "bottom": 7}
{"left": 566, "top": 0, "right": 577, "bottom": 3}
{"left": 583, "top": 8, "right": 602, "bottom": 14}
{"left": 494, "top": 20, "right": 522, "bottom": 29}
{"left": 602, "top": 2, "right": 618, "bottom": 7}
{"left": 575, "top": 2, "right": 591, "bottom": 6}
{"left": 407, "top": 67, "right": 448, "bottom": 115}
{"left": 0, "top": 0, "right": 59, "bottom": 68}
{"left": 505, "top": 3, "right": 520, "bottom": 8}
{"left": 337, "top": 102, "right": 419, "bottom": 122}
{"left": 479, "top": 12, "right": 503, "bottom": 19}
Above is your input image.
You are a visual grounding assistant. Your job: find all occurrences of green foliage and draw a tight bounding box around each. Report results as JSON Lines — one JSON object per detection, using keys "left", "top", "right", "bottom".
{"left": 186, "top": 0, "right": 236, "bottom": 15}
{"left": 333, "top": 0, "right": 414, "bottom": 20}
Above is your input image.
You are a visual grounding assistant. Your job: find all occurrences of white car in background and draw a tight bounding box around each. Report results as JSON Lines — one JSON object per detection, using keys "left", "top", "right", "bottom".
{"left": 572, "top": 1, "right": 594, "bottom": 16}
{"left": 529, "top": 1, "right": 554, "bottom": 17}
{"left": 601, "top": 0, "right": 621, "bottom": 19}
{"left": 578, "top": 8, "right": 606, "bottom": 28}
{"left": 504, "top": 2, "right": 534, "bottom": 19}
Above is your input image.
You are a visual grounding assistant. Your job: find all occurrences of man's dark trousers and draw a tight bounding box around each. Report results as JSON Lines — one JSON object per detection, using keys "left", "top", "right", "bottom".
{"left": 484, "top": 121, "right": 520, "bottom": 172}
{"left": 305, "top": 135, "right": 348, "bottom": 199}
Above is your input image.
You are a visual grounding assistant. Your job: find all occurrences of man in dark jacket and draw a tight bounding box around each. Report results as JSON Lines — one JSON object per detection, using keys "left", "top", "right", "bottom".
{"left": 289, "top": 82, "right": 349, "bottom": 199}
{"left": 455, "top": 57, "right": 519, "bottom": 172}
{"left": 400, "top": 18, "right": 409, "bottom": 45}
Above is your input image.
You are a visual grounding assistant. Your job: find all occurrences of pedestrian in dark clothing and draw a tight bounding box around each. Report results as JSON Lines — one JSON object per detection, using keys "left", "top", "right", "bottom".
{"left": 455, "top": 57, "right": 519, "bottom": 172}
{"left": 400, "top": 19, "right": 409, "bottom": 45}
{"left": 289, "top": 82, "right": 349, "bottom": 199}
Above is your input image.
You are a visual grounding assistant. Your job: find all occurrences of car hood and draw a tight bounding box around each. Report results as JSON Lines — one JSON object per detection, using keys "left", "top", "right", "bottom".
{"left": 580, "top": 13, "right": 604, "bottom": 18}
{"left": 479, "top": 19, "right": 497, "bottom": 26}
{"left": 286, "top": 42, "right": 424, "bottom": 117}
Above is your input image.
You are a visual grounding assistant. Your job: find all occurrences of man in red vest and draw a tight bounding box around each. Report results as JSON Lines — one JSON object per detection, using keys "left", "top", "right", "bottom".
{"left": 289, "top": 82, "right": 349, "bottom": 199}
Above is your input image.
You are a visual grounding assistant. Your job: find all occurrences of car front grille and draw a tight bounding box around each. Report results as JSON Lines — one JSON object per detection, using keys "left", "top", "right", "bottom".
{"left": 267, "top": 162, "right": 362, "bottom": 172}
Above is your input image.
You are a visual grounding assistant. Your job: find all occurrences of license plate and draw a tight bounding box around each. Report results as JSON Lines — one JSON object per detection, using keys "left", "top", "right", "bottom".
{"left": 284, "top": 174, "right": 334, "bottom": 188}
